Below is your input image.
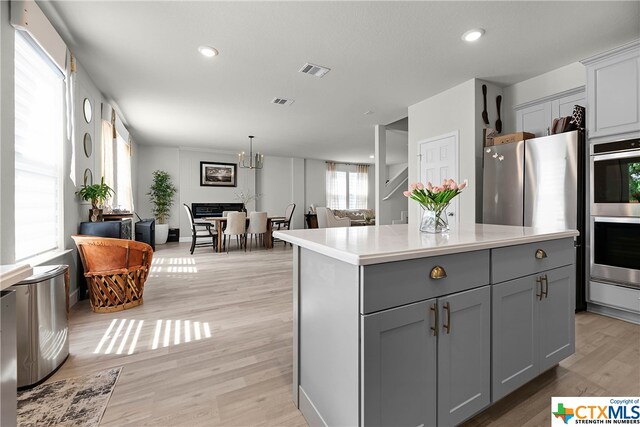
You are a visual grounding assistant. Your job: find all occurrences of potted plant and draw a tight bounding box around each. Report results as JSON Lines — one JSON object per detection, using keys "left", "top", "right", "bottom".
{"left": 404, "top": 179, "right": 467, "bottom": 233}
{"left": 233, "top": 189, "right": 260, "bottom": 212}
{"left": 148, "top": 170, "right": 177, "bottom": 244}
{"left": 76, "top": 177, "right": 114, "bottom": 222}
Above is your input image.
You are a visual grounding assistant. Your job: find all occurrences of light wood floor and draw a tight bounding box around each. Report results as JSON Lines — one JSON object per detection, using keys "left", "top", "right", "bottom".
{"left": 51, "top": 242, "right": 639, "bottom": 426}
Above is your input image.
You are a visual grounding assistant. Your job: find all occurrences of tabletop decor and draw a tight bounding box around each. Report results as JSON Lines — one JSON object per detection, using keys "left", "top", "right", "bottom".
{"left": 404, "top": 179, "right": 467, "bottom": 233}
{"left": 148, "top": 170, "right": 177, "bottom": 244}
{"left": 234, "top": 189, "right": 261, "bottom": 212}
{"left": 76, "top": 176, "right": 114, "bottom": 222}
{"left": 200, "top": 161, "right": 237, "bottom": 187}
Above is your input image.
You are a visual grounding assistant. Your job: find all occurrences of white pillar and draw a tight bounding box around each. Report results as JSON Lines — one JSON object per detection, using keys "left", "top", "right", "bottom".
{"left": 374, "top": 125, "right": 388, "bottom": 225}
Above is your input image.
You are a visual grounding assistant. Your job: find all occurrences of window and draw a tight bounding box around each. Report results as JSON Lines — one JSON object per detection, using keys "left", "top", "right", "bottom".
{"left": 14, "top": 31, "right": 64, "bottom": 261}
{"left": 115, "top": 132, "right": 134, "bottom": 212}
{"left": 326, "top": 163, "right": 368, "bottom": 210}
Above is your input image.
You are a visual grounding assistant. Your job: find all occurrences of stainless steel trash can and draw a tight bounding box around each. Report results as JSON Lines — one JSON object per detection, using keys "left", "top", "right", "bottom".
{"left": 1, "top": 290, "right": 17, "bottom": 427}
{"left": 12, "top": 265, "right": 69, "bottom": 388}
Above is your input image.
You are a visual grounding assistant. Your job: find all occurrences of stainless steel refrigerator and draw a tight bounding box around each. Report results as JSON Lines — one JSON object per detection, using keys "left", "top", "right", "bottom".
{"left": 482, "top": 130, "right": 586, "bottom": 309}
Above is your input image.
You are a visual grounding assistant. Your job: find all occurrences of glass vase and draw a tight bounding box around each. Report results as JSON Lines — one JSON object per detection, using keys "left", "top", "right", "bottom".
{"left": 420, "top": 204, "right": 450, "bottom": 233}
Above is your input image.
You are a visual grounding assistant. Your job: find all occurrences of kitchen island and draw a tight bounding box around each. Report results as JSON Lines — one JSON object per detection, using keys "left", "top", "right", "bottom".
{"left": 273, "top": 224, "right": 578, "bottom": 427}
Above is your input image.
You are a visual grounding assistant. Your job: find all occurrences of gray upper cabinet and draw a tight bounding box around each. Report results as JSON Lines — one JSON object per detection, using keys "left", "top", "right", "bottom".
{"left": 362, "top": 300, "right": 437, "bottom": 427}
{"left": 515, "top": 89, "right": 585, "bottom": 137}
{"left": 437, "top": 286, "right": 491, "bottom": 427}
{"left": 582, "top": 40, "right": 640, "bottom": 141}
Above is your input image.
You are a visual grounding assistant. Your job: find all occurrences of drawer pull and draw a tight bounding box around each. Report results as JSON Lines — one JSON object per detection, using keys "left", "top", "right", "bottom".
{"left": 443, "top": 302, "right": 451, "bottom": 334}
{"left": 536, "top": 277, "right": 543, "bottom": 300}
{"left": 430, "top": 265, "right": 447, "bottom": 280}
{"left": 430, "top": 303, "right": 438, "bottom": 336}
{"left": 541, "top": 274, "right": 549, "bottom": 298}
{"left": 535, "top": 249, "right": 548, "bottom": 259}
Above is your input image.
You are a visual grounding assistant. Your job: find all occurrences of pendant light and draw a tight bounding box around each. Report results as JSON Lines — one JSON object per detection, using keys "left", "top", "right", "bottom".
{"left": 238, "top": 136, "right": 264, "bottom": 169}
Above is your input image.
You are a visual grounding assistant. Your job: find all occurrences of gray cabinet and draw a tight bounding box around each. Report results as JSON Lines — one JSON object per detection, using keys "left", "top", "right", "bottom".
{"left": 362, "top": 286, "right": 491, "bottom": 427}
{"left": 362, "top": 300, "right": 437, "bottom": 427}
{"left": 492, "top": 266, "right": 575, "bottom": 400}
{"left": 582, "top": 40, "right": 640, "bottom": 141}
{"left": 438, "top": 286, "right": 491, "bottom": 426}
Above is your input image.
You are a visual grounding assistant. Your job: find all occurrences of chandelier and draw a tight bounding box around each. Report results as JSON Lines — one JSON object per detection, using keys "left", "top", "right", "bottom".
{"left": 238, "top": 135, "right": 264, "bottom": 169}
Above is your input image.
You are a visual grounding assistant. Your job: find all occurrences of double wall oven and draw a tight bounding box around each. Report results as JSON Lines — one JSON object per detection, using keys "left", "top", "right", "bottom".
{"left": 590, "top": 138, "right": 640, "bottom": 288}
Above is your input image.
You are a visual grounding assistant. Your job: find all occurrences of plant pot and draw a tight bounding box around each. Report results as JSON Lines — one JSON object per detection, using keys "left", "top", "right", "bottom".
{"left": 420, "top": 204, "right": 450, "bottom": 233}
{"left": 155, "top": 223, "right": 170, "bottom": 245}
{"left": 89, "top": 208, "right": 103, "bottom": 222}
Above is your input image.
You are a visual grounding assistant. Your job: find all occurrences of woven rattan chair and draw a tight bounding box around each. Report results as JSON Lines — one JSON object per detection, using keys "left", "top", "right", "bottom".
{"left": 72, "top": 235, "right": 153, "bottom": 313}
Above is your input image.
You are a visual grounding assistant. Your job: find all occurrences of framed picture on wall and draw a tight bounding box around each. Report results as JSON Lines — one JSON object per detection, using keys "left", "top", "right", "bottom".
{"left": 200, "top": 161, "right": 237, "bottom": 187}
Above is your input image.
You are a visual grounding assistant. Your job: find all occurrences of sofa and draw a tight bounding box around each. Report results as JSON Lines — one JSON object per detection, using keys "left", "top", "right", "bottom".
{"left": 331, "top": 209, "right": 375, "bottom": 225}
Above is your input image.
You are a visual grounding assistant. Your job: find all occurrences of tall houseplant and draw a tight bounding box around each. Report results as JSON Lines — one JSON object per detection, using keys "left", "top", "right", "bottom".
{"left": 148, "top": 170, "right": 177, "bottom": 244}
{"left": 76, "top": 177, "right": 114, "bottom": 222}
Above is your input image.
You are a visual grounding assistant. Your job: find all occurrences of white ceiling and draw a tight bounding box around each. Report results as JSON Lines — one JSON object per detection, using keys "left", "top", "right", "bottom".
{"left": 41, "top": 1, "right": 639, "bottom": 164}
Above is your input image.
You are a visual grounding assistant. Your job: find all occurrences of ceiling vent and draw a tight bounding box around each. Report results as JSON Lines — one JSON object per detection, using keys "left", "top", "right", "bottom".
{"left": 298, "top": 62, "right": 331, "bottom": 78}
{"left": 271, "top": 97, "right": 294, "bottom": 106}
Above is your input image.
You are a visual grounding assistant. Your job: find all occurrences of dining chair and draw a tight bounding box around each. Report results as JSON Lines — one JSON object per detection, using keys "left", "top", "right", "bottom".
{"left": 223, "top": 211, "right": 246, "bottom": 253}
{"left": 246, "top": 211, "right": 268, "bottom": 251}
{"left": 316, "top": 207, "right": 351, "bottom": 228}
{"left": 272, "top": 203, "right": 296, "bottom": 246}
{"left": 183, "top": 204, "right": 217, "bottom": 254}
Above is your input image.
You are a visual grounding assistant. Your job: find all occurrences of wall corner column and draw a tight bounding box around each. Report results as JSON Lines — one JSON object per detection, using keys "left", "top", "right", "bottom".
{"left": 374, "top": 125, "right": 387, "bottom": 225}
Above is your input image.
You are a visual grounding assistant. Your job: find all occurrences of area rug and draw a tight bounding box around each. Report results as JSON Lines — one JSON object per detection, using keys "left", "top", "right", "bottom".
{"left": 17, "top": 367, "right": 122, "bottom": 427}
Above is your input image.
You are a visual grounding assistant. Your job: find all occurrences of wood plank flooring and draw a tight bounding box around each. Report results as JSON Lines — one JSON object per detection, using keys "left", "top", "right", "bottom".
{"left": 50, "top": 242, "right": 639, "bottom": 426}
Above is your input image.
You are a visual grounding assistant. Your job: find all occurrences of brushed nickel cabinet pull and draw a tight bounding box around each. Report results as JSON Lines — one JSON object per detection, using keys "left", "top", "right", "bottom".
{"left": 536, "top": 277, "right": 543, "bottom": 300}
{"left": 443, "top": 302, "right": 451, "bottom": 334}
{"left": 430, "top": 265, "right": 447, "bottom": 280}
{"left": 535, "top": 249, "right": 548, "bottom": 259}
{"left": 430, "top": 303, "right": 438, "bottom": 336}
{"left": 542, "top": 274, "right": 549, "bottom": 298}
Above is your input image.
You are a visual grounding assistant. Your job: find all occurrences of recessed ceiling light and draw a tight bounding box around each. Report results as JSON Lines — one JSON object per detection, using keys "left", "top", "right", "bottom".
{"left": 198, "top": 46, "right": 218, "bottom": 57}
{"left": 462, "top": 28, "right": 485, "bottom": 42}
{"left": 369, "top": 155, "right": 375, "bottom": 159}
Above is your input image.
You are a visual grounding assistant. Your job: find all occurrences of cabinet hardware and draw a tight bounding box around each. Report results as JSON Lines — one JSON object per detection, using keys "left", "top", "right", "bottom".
{"left": 443, "top": 302, "right": 451, "bottom": 334}
{"left": 430, "top": 266, "right": 447, "bottom": 280}
{"left": 535, "top": 249, "right": 548, "bottom": 259}
{"left": 541, "top": 274, "right": 549, "bottom": 298}
{"left": 536, "top": 277, "right": 543, "bottom": 300}
{"left": 430, "top": 303, "right": 438, "bottom": 336}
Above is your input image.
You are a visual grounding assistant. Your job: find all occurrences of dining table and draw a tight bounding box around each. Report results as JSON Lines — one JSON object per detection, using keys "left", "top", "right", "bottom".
{"left": 203, "top": 215, "right": 287, "bottom": 253}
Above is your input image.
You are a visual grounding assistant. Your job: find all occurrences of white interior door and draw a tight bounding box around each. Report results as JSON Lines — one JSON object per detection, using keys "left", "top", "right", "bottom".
{"left": 418, "top": 132, "right": 459, "bottom": 229}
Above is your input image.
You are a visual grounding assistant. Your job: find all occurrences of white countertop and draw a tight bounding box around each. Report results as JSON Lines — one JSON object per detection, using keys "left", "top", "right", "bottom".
{"left": 0, "top": 264, "right": 33, "bottom": 291}
{"left": 273, "top": 224, "right": 578, "bottom": 265}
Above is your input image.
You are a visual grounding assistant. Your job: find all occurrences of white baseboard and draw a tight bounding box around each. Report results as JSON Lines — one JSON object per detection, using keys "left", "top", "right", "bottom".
{"left": 69, "top": 289, "right": 78, "bottom": 308}
{"left": 299, "top": 386, "right": 328, "bottom": 427}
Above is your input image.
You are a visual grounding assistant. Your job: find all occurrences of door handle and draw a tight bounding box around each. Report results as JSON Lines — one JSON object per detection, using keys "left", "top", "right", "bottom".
{"left": 541, "top": 274, "right": 549, "bottom": 298}
{"left": 443, "top": 302, "right": 451, "bottom": 334}
{"left": 430, "top": 303, "right": 438, "bottom": 336}
{"left": 536, "top": 277, "right": 543, "bottom": 300}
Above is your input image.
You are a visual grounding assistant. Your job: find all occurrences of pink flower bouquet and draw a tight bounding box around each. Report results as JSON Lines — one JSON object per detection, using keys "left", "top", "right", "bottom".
{"left": 403, "top": 179, "right": 467, "bottom": 232}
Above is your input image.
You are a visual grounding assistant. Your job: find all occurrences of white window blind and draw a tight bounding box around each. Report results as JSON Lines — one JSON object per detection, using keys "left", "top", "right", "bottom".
{"left": 115, "top": 133, "right": 134, "bottom": 212}
{"left": 14, "top": 31, "right": 64, "bottom": 261}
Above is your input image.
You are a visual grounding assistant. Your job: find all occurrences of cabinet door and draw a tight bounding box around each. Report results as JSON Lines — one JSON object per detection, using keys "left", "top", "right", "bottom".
{"left": 437, "top": 286, "right": 491, "bottom": 426}
{"left": 362, "top": 299, "right": 437, "bottom": 427}
{"left": 515, "top": 102, "right": 552, "bottom": 137}
{"left": 552, "top": 91, "right": 585, "bottom": 119}
{"left": 492, "top": 275, "right": 539, "bottom": 401}
{"left": 587, "top": 48, "right": 640, "bottom": 139}
{"left": 538, "top": 265, "right": 575, "bottom": 372}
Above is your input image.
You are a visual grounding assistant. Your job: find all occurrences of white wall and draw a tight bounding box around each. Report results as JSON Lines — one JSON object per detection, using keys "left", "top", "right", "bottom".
{"left": 408, "top": 79, "right": 477, "bottom": 228}
{"left": 256, "top": 155, "right": 305, "bottom": 229}
{"left": 304, "top": 159, "right": 326, "bottom": 211}
{"left": 502, "top": 62, "right": 586, "bottom": 133}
